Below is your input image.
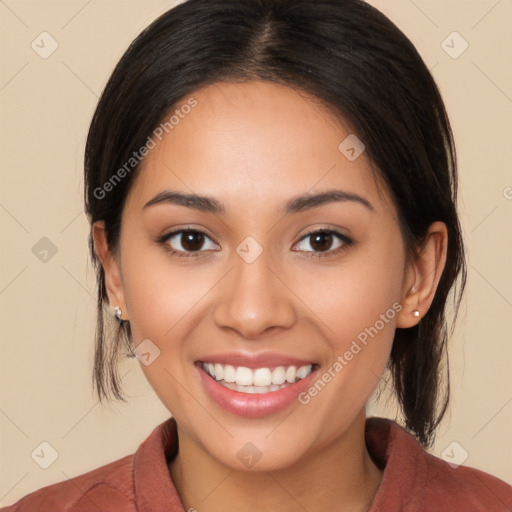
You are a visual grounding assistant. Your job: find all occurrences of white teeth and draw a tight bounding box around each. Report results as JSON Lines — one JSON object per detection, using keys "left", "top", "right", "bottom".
{"left": 220, "top": 381, "right": 290, "bottom": 393}
{"left": 297, "top": 365, "right": 312, "bottom": 379}
{"left": 286, "top": 366, "right": 296, "bottom": 383}
{"left": 271, "top": 366, "right": 286, "bottom": 385}
{"left": 223, "top": 364, "right": 236, "bottom": 383}
{"left": 202, "top": 362, "right": 314, "bottom": 389}
{"left": 214, "top": 363, "right": 224, "bottom": 381}
{"left": 235, "top": 366, "right": 253, "bottom": 386}
{"left": 253, "top": 368, "right": 272, "bottom": 386}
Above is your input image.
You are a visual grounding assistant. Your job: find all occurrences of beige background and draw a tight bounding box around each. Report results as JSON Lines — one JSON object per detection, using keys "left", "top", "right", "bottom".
{"left": 0, "top": 0, "right": 511, "bottom": 506}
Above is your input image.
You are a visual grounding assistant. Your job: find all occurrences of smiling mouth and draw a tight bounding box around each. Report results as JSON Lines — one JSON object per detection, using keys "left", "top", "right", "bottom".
{"left": 198, "top": 361, "right": 319, "bottom": 394}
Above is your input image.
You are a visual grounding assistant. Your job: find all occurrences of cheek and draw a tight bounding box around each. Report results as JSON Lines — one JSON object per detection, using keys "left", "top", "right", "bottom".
{"left": 120, "top": 250, "right": 200, "bottom": 415}
{"left": 296, "top": 275, "right": 402, "bottom": 428}
{"left": 121, "top": 239, "right": 205, "bottom": 340}
{"left": 295, "top": 241, "right": 403, "bottom": 342}
{"left": 292, "top": 239, "right": 405, "bottom": 409}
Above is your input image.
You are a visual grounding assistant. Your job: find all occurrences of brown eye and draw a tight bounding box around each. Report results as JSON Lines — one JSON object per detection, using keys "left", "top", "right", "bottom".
{"left": 180, "top": 231, "right": 205, "bottom": 251}
{"left": 294, "top": 229, "right": 353, "bottom": 258}
{"left": 309, "top": 232, "right": 334, "bottom": 252}
{"left": 163, "top": 229, "right": 218, "bottom": 256}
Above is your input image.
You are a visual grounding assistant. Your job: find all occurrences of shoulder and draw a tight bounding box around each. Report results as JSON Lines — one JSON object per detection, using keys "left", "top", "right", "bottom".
{"left": 0, "top": 454, "right": 136, "bottom": 512}
{"left": 422, "top": 449, "right": 512, "bottom": 510}
{"left": 0, "top": 417, "right": 177, "bottom": 512}
{"left": 366, "top": 417, "right": 512, "bottom": 511}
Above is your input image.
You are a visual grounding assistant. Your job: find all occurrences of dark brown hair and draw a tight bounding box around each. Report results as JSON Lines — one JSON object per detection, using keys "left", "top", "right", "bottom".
{"left": 84, "top": 0, "right": 467, "bottom": 447}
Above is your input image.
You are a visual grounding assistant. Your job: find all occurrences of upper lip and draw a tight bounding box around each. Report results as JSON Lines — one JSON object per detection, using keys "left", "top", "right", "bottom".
{"left": 196, "top": 351, "right": 317, "bottom": 369}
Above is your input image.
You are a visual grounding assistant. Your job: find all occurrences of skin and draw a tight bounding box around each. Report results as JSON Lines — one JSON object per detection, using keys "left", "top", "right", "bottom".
{"left": 93, "top": 80, "right": 448, "bottom": 512}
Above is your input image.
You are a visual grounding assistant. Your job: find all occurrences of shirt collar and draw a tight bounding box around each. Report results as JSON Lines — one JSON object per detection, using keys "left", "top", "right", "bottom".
{"left": 134, "top": 416, "right": 184, "bottom": 512}
{"left": 366, "top": 417, "right": 428, "bottom": 511}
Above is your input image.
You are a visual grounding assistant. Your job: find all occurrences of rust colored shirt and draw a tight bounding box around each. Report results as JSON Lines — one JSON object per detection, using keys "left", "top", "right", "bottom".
{"left": 2, "top": 416, "right": 511, "bottom": 511}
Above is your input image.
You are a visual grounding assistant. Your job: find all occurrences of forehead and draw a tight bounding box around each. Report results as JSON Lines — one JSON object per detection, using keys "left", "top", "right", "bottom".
{"left": 124, "top": 80, "right": 392, "bottom": 216}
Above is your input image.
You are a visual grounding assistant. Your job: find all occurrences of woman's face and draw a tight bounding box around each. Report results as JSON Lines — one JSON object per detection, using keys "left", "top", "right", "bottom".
{"left": 102, "top": 80, "right": 416, "bottom": 470}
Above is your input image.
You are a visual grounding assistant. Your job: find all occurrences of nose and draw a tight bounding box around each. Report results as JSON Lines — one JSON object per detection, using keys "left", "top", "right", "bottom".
{"left": 212, "top": 247, "right": 296, "bottom": 340}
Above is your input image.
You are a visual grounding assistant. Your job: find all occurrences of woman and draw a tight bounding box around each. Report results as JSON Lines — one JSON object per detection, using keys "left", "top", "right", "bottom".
{"left": 3, "top": 0, "right": 511, "bottom": 510}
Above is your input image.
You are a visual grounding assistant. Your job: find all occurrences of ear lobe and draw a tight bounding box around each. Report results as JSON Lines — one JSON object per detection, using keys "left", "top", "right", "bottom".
{"left": 91, "top": 221, "right": 127, "bottom": 316}
{"left": 396, "top": 221, "right": 448, "bottom": 328}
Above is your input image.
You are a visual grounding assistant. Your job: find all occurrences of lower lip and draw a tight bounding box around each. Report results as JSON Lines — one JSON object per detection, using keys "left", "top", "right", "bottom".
{"left": 196, "top": 363, "right": 319, "bottom": 418}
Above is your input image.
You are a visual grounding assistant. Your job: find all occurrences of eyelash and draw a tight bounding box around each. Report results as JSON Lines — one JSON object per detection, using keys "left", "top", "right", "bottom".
{"left": 156, "top": 228, "right": 354, "bottom": 260}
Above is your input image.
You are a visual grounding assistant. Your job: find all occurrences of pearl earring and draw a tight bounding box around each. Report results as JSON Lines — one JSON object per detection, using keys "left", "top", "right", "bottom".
{"left": 412, "top": 310, "right": 420, "bottom": 318}
{"left": 114, "top": 306, "right": 123, "bottom": 321}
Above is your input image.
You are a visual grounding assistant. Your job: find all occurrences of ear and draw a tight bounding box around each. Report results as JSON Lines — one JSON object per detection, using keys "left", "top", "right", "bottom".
{"left": 92, "top": 221, "right": 129, "bottom": 321}
{"left": 396, "top": 221, "right": 448, "bottom": 328}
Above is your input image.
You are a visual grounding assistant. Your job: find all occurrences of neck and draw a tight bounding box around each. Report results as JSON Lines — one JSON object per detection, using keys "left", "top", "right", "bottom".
{"left": 169, "top": 410, "right": 383, "bottom": 512}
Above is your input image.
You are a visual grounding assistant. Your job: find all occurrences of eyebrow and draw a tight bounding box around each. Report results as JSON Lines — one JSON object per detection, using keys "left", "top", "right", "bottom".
{"left": 142, "top": 189, "right": 375, "bottom": 215}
